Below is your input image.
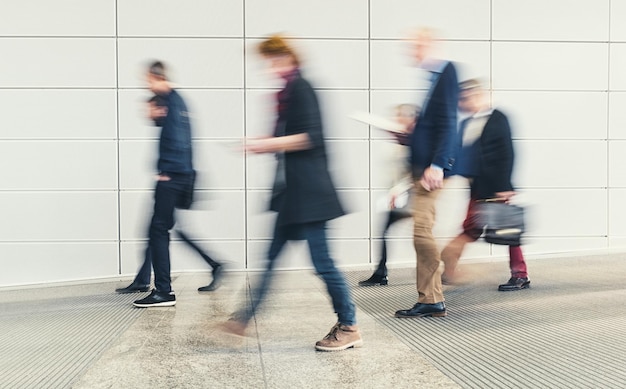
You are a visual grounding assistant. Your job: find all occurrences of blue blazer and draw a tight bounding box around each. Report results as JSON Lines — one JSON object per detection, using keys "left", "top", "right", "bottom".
{"left": 409, "top": 61, "right": 459, "bottom": 177}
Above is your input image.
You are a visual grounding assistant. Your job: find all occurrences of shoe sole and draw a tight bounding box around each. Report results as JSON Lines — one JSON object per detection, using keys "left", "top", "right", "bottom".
{"left": 315, "top": 339, "right": 364, "bottom": 352}
{"left": 394, "top": 311, "right": 447, "bottom": 318}
{"left": 498, "top": 284, "right": 530, "bottom": 291}
{"left": 358, "top": 282, "right": 388, "bottom": 286}
{"left": 116, "top": 288, "right": 150, "bottom": 294}
{"left": 133, "top": 301, "right": 176, "bottom": 308}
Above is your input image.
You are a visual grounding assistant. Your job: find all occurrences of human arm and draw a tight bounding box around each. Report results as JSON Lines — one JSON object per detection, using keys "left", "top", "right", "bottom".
{"left": 245, "top": 133, "right": 311, "bottom": 154}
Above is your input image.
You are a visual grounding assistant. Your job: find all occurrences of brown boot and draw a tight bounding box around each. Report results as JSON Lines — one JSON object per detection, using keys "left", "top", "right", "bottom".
{"left": 315, "top": 323, "right": 363, "bottom": 351}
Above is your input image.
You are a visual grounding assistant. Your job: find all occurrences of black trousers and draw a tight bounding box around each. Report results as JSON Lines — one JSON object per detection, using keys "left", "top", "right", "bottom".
{"left": 373, "top": 209, "right": 412, "bottom": 276}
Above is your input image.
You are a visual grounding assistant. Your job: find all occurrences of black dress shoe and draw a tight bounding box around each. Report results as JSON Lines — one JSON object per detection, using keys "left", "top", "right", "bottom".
{"left": 498, "top": 277, "right": 530, "bottom": 291}
{"left": 115, "top": 282, "right": 150, "bottom": 294}
{"left": 358, "top": 274, "right": 388, "bottom": 286}
{"left": 198, "top": 264, "right": 224, "bottom": 292}
{"left": 395, "top": 302, "right": 447, "bottom": 318}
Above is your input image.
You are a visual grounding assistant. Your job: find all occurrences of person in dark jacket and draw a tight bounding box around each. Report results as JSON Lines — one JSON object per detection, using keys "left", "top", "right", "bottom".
{"left": 123, "top": 61, "right": 219, "bottom": 307}
{"left": 440, "top": 78, "right": 530, "bottom": 291}
{"left": 220, "top": 35, "right": 362, "bottom": 352}
{"left": 395, "top": 28, "right": 458, "bottom": 319}
{"left": 115, "top": 92, "right": 224, "bottom": 297}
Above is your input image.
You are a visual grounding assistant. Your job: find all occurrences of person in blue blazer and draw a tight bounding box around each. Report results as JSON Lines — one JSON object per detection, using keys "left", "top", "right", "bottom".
{"left": 395, "top": 28, "right": 458, "bottom": 319}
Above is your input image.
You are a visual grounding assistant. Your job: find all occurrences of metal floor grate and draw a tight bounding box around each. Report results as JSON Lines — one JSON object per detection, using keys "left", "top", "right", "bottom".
{"left": 0, "top": 288, "right": 143, "bottom": 389}
{"left": 347, "top": 255, "right": 626, "bottom": 389}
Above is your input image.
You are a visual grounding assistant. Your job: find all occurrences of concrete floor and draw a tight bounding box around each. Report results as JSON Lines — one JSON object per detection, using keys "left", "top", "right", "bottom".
{"left": 2, "top": 253, "right": 626, "bottom": 388}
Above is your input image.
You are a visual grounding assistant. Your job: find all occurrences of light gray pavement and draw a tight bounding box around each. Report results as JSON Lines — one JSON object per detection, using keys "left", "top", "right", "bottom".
{"left": 2, "top": 253, "right": 626, "bottom": 388}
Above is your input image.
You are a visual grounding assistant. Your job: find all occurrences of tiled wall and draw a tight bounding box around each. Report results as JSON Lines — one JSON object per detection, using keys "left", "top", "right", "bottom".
{"left": 0, "top": 0, "right": 622, "bottom": 286}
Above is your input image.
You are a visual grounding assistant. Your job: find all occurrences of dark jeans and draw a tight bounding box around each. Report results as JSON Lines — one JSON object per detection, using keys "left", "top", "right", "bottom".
{"left": 237, "top": 220, "right": 356, "bottom": 326}
{"left": 373, "top": 209, "right": 412, "bottom": 277}
{"left": 133, "top": 174, "right": 193, "bottom": 293}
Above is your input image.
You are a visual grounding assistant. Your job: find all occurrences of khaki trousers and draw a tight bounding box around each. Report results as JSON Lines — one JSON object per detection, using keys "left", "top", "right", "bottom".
{"left": 412, "top": 180, "right": 444, "bottom": 304}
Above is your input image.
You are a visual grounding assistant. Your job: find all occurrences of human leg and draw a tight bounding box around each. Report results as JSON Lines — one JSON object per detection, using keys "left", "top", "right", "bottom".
{"left": 412, "top": 183, "right": 444, "bottom": 304}
{"left": 304, "top": 221, "right": 356, "bottom": 325}
{"left": 441, "top": 200, "right": 481, "bottom": 282}
{"left": 230, "top": 222, "right": 289, "bottom": 327}
{"left": 302, "top": 221, "right": 362, "bottom": 351}
{"left": 395, "top": 182, "right": 446, "bottom": 318}
{"left": 359, "top": 210, "right": 409, "bottom": 286}
{"left": 498, "top": 245, "right": 530, "bottom": 291}
{"left": 176, "top": 229, "right": 224, "bottom": 291}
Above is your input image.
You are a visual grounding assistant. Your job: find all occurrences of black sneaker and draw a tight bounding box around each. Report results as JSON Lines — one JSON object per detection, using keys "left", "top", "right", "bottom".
{"left": 133, "top": 290, "right": 176, "bottom": 307}
{"left": 498, "top": 277, "right": 530, "bottom": 291}
{"left": 198, "top": 264, "right": 223, "bottom": 292}
{"left": 115, "top": 282, "right": 150, "bottom": 294}
{"left": 358, "top": 274, "right": 388, "bottom": 286}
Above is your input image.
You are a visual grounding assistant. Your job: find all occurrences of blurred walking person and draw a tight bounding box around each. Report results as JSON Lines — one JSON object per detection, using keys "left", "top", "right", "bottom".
{"left": 395, "top": 28, "right": 458, "bottom": 318}
{"left": 359, "top": 104, "right": 418, "bottom": 286}
{"left": 220, "top": 35, "right": 362, "bottom": 351}
{"left": 441, "top": 79, "right": 530, "bottom": 291}
{"left": 118, "top": 61, "right": 222, "bottom": 307}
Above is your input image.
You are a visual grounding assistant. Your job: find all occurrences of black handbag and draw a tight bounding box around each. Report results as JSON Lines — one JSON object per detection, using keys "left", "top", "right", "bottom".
{"left": 473, "top": 200, "right": 525, "bottom": 246}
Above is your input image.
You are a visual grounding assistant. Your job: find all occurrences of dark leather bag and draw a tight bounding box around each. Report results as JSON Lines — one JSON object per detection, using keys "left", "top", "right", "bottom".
{"left": 472, "top": 200, "right": 525, "bottom": 246}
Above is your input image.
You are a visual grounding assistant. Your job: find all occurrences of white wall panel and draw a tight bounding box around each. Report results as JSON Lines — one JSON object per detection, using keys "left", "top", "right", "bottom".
{"left": 0, "top": 242, "right": 118, "bottom": 286}
{"left": 609, "top": 92, "right": 626, "bottom": 139}
{"left": 118, "top": 0, "right": 243, "bottom": 37}
{"left": 493, "top": 91, "right": 608, "bottom": 140}
{"left": 119, "top": 140, "right": 159, "bottom": 190}
{"left": 522, "top": 189, "right": 607, "bottom": 237}
{"left": 521, "top": 237, "right": 608, "bottom": 255}
{"left": 0, "top": 0, "right": 114, "bottom": 36}
{"left": 0, "top": 192, "right": 117, "bottom": 241}
{"left": 609, "top": 141, "right": 626, "bottom": 187}
{"left": 492, "top": 0, "right": 609, "bottom": 41}
{"left": 515, "top": 140, "right": 607, "bottom": 188}
{"left": 0, "top": 90, "right": 117, "bottom": 139}
{"left": 246, "top": 154, "right": 276, "bottom": 190}
{"left": 332, "top": 240, "right": 371, "bottom": 267}
{"left": 370, "top": 0, "right": 491, "bottom": 40}
{"left": 317, "top": 90, "right": 369, "bottom": 139}
{"left": 608, "top": 189, "right": 626, "bottom": 236}
{"left": 331, "top": 190, "right": 370, "bottom": 239}
{"left": 492, "top": 42, "right": 608, "bottom": 91}
{"left": 611, "top": 0, "right": 626, "bottom": 41}
{"left": 246, "top": 0, "right": 367, "bottom": 39}
{"left": 246, "top": 191, "right": 276, "bottom": 240}
{"left": 609, "top": 43, "right": 626, "bottom": 90}
{"left": 0, "top": 141, "right": 117, "bottom": 190}
{"left": 194, "top": 140, "right": 245, "bottom": 189}
{"left": 245, "top": 89, "right": 280, "bottom": 139}
{"left": 118, "top": 38, "right": 244, "bottom": 88}
{"left": 0, "top": 39, "right": 116, "bottom": 87}
{"left": 246, "top": 39, "right": 369, "bottom": 89}
{"left": 326, "top": 140, "right": 369, "bottom": 189}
